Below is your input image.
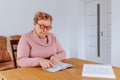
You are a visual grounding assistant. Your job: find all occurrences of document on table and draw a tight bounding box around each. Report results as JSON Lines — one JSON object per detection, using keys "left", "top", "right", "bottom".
{"left": 82, "top": 64, "right": 116, "bottom": 79}
{"left": 44, "top": 62, "right": 73, "bottom": 72}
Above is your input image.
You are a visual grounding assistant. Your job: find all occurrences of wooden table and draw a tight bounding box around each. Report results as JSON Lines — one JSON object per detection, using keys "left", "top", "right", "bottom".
{"left": 0, "top": 58, "right": 120, "bottom": 80}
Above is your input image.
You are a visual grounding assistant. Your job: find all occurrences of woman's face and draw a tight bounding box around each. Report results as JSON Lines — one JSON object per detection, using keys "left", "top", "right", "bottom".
{"left": 34, "top": 20, "right": 51, "bottom": 38}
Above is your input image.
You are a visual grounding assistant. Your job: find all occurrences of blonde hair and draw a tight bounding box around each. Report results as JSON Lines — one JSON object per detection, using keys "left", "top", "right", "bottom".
{"left": 33, "top": 11, "right": 52, "bottom": 25}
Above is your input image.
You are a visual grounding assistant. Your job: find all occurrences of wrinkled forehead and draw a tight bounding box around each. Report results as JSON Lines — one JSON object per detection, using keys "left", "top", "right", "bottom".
{"left": 38, "top": 20, "right": 51, "bottom": 25}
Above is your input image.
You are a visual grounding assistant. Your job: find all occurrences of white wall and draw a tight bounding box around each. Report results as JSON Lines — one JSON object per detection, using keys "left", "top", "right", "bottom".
{"left": 111, "top": 0, "right": 120, "bottom": 67}
{"left": 0, "top": 0, "right": 85, "bottom": 59}
{"left": 68, "top": 0, "right": 85, "bottom": 59}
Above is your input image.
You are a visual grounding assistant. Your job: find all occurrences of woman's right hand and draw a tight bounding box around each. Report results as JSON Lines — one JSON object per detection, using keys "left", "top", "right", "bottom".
{"left": 39, "top": 58, "right": 54, "bottom": 69}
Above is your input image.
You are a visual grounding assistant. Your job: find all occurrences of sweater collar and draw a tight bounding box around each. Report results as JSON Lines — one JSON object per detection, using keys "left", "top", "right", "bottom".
{"left": 32, "top": 30, "right": 53, "bottom": 46}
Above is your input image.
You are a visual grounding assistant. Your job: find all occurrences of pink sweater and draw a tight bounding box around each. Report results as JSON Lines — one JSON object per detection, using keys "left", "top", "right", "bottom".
{"left": 17, "top": 30, "right": 66, "bottom": 67}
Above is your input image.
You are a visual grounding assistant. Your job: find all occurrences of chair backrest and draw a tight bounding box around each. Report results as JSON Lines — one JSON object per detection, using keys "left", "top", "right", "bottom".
{"left": 9, "top": 35, "right": 21, "bottom": 68}
{"left": 10, "top": 40, "right": 19, "bottom": 68}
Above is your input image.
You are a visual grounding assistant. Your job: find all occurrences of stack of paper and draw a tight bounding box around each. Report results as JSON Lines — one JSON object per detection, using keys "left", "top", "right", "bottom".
{"left": 82, "top": 64, "right": 116, "bottom": 79}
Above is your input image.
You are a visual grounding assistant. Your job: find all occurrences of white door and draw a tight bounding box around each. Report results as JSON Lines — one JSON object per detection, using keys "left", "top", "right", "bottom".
{"left": 84, "top": 0, "right": 111, "bottom": 64}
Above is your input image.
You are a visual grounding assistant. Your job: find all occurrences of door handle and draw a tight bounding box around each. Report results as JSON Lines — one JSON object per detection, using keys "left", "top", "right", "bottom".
{"left": 100, "top": 31, "right": 103, "bottom": 36}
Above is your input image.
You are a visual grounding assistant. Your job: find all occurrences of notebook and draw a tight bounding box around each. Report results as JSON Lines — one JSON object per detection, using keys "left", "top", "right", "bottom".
{"left": 82, "top": 64, "right": 116, "bottom": 79}
{"left": 44, "top": 62, "right": 73, "bottom": 72}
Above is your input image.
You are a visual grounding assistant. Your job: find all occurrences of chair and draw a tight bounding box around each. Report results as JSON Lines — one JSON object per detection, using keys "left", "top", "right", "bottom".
{"left": 10, "top": 40, "right": 19, "bottom": 68}
{"left": 0, "top": 36, "right": 14, "bottom": 71}
{"left": 9, "top": 35, "right": 21, "bottom": 68}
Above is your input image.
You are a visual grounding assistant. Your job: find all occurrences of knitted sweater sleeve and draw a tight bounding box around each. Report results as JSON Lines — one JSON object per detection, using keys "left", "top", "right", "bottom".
{"left": 17, "top": 35, "right": 41, "bottom": 67}
{"left": 53, "top": 35, "right": 66, "bottom": 61}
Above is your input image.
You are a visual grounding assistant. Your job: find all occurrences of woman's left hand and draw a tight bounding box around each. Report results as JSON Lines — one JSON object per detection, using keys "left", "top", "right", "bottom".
{"left": 50, "top": 55, "right": 59, "bottom": 64}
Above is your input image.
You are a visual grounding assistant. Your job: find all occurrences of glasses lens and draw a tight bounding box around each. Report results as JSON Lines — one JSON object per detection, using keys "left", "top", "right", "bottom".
{"left": 46, "top": 26, "right": 52, "bottom": 30}
{"left": 40, "top": 25, "right": 44, "bottom": 29}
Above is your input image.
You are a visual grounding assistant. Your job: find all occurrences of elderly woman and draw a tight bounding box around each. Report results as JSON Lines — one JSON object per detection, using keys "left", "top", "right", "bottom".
{"left": 17, "top": 11, "right": 66, "bottom": 69}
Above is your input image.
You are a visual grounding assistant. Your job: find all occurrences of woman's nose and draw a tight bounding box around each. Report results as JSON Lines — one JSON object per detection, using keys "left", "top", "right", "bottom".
{"left": 42, "top": 28, "right": 47, "bottom": 32}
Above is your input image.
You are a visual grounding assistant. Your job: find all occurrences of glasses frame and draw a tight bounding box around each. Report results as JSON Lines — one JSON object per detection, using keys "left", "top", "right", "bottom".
{"left": 37, "top": 23, "right": 52, "bottom": 31}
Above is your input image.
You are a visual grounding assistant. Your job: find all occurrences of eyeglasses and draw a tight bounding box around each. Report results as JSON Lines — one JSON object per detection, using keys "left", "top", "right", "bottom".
{"left": 37, "top": 23, "right": 52, "bottom": 31}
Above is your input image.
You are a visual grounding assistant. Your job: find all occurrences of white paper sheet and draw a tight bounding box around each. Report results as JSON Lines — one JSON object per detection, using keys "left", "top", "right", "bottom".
{"left": 82, "top": 64, "right": 116, "bottom": 79}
